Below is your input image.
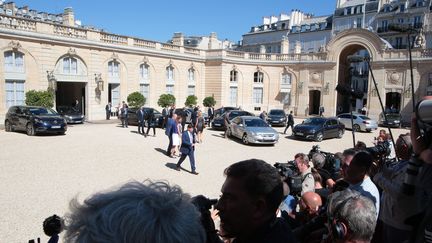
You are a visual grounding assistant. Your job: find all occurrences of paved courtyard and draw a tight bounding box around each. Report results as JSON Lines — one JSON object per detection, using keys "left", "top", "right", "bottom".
{"left": 0, "top": 120, "right": 409, "bottom": 242}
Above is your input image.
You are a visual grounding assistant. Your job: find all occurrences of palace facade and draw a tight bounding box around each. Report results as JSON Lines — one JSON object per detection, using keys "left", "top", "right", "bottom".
{"left": 1, "top": 1, "right": 432, "bottom": 124}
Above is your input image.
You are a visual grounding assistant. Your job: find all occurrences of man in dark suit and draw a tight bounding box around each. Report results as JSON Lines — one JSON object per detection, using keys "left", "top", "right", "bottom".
{"left": 105, "top": 102, "right": 111, "bottom": 120}
{"left": 284, "top": 110, "right": 295, "bottom": 134}
{"left": 176, "top": 124, "right": 198, "bottom": 175}
{"left": 137, "top": 106, "right": 146, "bottom": 136}
{"left": 165, "top": 114, "right": 177, "bottom": 157}
{"left": 208, "top": 105, "right": 214, "bottom": 124}
{"left": 145, "top": 109, "right": 156, "bottom": 137}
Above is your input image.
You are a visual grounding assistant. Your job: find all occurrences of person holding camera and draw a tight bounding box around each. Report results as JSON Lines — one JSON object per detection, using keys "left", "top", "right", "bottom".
{"left": 325, "top": 189, "right": 377, "bottom": 243}
{"left": 215, "top": 159, "right": 298, "bottom": 243}
{"left": 295, "top": 153, "right": 315, "bottom": 195}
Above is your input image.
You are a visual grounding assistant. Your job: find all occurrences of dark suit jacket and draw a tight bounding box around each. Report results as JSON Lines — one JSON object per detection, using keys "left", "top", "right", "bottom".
{"left": 165, "top": 118, "right": 176, "bottom": 136}
{"left": 180, "top": 131, "right": 195, "bottom": 155}
{"left": 288, "top": 114, "right": 294, "bottom": 125}
{"left": 137, "top": 109, "right": 145, "bottom": 122}
{"left": 208, "top": 107, "right": 214, "bottom": 117}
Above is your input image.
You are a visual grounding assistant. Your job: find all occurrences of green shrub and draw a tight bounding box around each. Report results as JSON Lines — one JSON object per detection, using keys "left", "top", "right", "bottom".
{"left": 158, "top": 94, "right": 176, "bottom": 108}
{"left": 185, "top": 95, "right": 198, "bottom": 107}
{"left": 203, "top": 96, "right": 216, "bottom": 107}
{"left": 127, "top": 92, "right": 146, "bottom": 108}
{"left": 25, "top": 90, "right": 54, "bottom": 108}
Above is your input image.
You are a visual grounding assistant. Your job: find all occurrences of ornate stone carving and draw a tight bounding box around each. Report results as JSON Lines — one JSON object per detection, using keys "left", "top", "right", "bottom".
{"left": 190, "top": 62, "right": 195, "bottom": 69}
{"left": 310, "top": 72, "right": 322, "bottom": 83}
{"left": 8, "top": 40, "right": 21, "bottom": 50}
{"left": 111, "top": 52, "right": 119, "bottom": 61}
{"left": 388, "top": 71, "right": 401, "bottom": 85}
{"left": 256, "top": 66, "right": 263, "bottom": 72}
{"left": 68, "top": 47, "right": 76, "bottom": 56}
{"left": 142, "top": 56, "right": 149, "bottom": 64}
{"left": 232, "top": 64, "right": 237, "bottom": 71}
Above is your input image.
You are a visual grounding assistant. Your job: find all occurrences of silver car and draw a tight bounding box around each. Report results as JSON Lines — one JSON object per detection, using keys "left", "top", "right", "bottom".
{"left": 337, "top": 113, "right": 378, "bottom": 132}
{"left": 227, "top": 116, "right": 279, "bottom": 145}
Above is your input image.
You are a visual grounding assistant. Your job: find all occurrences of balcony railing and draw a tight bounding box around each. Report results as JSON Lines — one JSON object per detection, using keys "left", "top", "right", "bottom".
{"left": 161, "top": 43, "right": 180, "bottom": 52}
{"left": 0, "top": 15, "right": 36, "bottom": 31}
{"left": 133, "top": 39, "right": 156, "bottom": 49}
{"left": 53, "top": 25, "right": 87, "bottom": 39}
{"left": 100, "top": 33, "right": 128, "bottom": 45}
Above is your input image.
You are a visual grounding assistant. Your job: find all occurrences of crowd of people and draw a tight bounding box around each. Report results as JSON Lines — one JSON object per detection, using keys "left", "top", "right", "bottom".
{"left": 38, "top": 98, "right": 431, "bottom": 243}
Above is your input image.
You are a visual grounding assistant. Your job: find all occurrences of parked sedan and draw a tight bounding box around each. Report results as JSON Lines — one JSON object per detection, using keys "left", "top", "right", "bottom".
{"left": 211, "top": 110, "right": 254, "bottom": 130}
{"left": 337, "top": 113, "right": 378, "bottom": 132}
{"left": 227, "top": 116, "right": 279, "bottom": 145}
{"left": 4, "top": 105, "right": 67, "bottom": 136}
{"left": 292, "top": 117, "right": 344, "bottom": 142}
{"left": 214, "top": 106, "right": 238, "bottom": 118}
{"left": 378, "top": 112, "right": 402, "bottom": 128}
{"left": 267, "top": 109, "right": 287, "bottom": 127}
{"left": 127, "top": 107, "right": 164, "bottom": 127}
{"left": 57, "top": 106, "right": 84, "bottom": 124}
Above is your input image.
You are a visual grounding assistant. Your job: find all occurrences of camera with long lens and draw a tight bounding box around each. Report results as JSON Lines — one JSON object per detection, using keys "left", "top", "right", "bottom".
{"left": 308, "top": 145, "right": 340, "bottom": 180}
{"left": 365, "top": 141, "right": 391, "bottom": 160}
{"left": 274, "top": 162, "right": 302, "bottom": 196}
{"left": 190, "top": 195, "right": 220, "bottom": 243}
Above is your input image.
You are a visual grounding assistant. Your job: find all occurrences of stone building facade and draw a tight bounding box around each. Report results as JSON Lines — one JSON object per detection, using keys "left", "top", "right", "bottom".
{"left": 1, "top": 4, "right": 431, "bottom": 125}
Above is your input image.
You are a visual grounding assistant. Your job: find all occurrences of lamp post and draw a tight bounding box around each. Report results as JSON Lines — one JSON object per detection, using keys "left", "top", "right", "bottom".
{"left": 46, "top": 70, "right": 57, "bottom": 92}
{"left": 94, "top": 73, "right": 104, "bottom": 92}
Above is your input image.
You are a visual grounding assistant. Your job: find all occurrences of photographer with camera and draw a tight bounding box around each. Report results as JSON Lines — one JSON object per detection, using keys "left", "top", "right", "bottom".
{"left": 373, "top": 133, "right": 414, "bottom": 242}
{"left": 215, "top": 159, "right": 298, "bottom": 243}
{"left": 295, "top": 153, "right": 315, "bottom": 195}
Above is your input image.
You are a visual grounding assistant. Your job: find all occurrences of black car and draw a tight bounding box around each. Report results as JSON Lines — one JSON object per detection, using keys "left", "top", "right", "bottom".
{"left": 267, "top": 109, "right": 287, "bottom": 127}
{"left": 127, "top": 107, "right": 164, "bottom": 127}
{"left": 4, "top": 106, "right": 67, "bottom": 136}
{"left": 175, "top": 108, "right": 193, "bottom": 124}
{"left": 292, "top": 117, "right": 345, "bottom": 142}
{"left": 211, "top": 110, "right": 254, "bottom": 130}
{"left": 57, "top": 106, "right": 84, "bottom": 124}
{"left": 214, "top": 106, "right": 238, "bottom": 118}
{"left": 378, "top": 112, "right": 402, "bottom": 128}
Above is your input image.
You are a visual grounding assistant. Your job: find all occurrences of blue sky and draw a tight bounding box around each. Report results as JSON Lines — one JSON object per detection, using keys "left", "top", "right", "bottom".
{"left": 12, "top": 0, "right": 336, "bottom": 42}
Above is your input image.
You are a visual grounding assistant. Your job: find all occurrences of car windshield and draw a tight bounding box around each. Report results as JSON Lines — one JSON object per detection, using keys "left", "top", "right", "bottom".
{"left": 359, "top": 115, "right": 370, "bottom": 120}
{"left": 57, "top": 106, "right": 77, "bottom": 113}
{"left": 229, "top": 111, "right": 249, "bottom": 119}
{"left": 303, "top": 118, "right": 325, "bottom": 125}
{"left": 269, "top": 110, "right": 284, "bottom": 115}
{"left": 245, "top": 119, "right": 268, "bottom": 127}
{"left": 28, "top": 107, "right": 58, "bottom": 116}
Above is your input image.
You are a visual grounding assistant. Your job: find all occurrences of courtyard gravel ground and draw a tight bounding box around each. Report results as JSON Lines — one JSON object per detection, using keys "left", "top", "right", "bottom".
{"left": 0, "top": 119, "right": 409, "bottom": 242}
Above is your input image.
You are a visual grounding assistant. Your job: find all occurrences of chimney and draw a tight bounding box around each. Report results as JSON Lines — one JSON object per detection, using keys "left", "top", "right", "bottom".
{"left": 172, "top": 32, "right": 184, "bottom": 46}
{"left": 63, "top": 7, "right": 74, "bottom": 26}
{"left": 208, "top": 32, "right": 219, "bottom": 49}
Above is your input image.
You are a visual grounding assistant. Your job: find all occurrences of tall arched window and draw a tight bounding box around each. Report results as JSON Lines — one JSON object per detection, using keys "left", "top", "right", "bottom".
{"left": 4, "top": 51, "right": 24, "bottom": 72}
{"left": 254, "top": 71, "right": 264, "bottom": 83}
{"left": 188, "top": 68, "right": 195, "bottom": 81}
{"left": 166, "top": 65, "right": 174, "bottom": 82}
{"left": 63, "top": 57, "right": 77, "bottom": 74}
{"left": 281, "top": 73, "right": 292, "bottom": 85}
{"left": 140, "top": 63, "right": 149, "bottom": 80}
{"left": 230, "top": 70, "right": 238, "bottom": 82}
{"left": 108, "top": 61, "right": 120, "bottom": 77}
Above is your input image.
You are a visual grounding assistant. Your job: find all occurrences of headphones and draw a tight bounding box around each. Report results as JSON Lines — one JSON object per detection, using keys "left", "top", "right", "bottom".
{"left": 328, "top": 196, "right": 358, "bottom": 240}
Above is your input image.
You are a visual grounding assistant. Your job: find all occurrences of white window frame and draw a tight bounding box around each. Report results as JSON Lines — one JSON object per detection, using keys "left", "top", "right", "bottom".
{"left": 166, "top": 85, "right": 174, "bottom": 95}
{"left": 254, "top": 71, "right": 264, "bottom": 83}
{"left": 230, "top": 87, "right": 238, "bottom": 106}
{"left": 140, "top": 64, "right": 149, "bottom": 81}
{"left": 63, "top": 57, "right": 77, "bottom": 74}
{"left": 281, "top": 73, "right": 292, "bottom": 85}
{"left": 187, "top": 85, "right": 195, "bottom": 96}
{"left": 111, "top": 84, "right": 120, "bottom": 107}
{"left": 108, "top": 61, "right": 120, "bottom": 77}
{"left": 230, "top": 70, "right": 238, "bottom": 82}
{"left": 4, "top": 51, "right": 24, "bottom": 73}
{"left": 140, "top": 83, "right": 149, "bottom": 100}
{"left": 253, "top": 87, "right": 263, "bottom": 104}
{"left": 188, "top": 68, "right": 195, "bottom": 82}
{"left": 166, "top": 66, "right": 174, "bottom": 82}
{"left": 282, "top": 92, "right": 291, "bottom": 105}
{"left": 5, "top": 80, "right": 25, "bottom": 108}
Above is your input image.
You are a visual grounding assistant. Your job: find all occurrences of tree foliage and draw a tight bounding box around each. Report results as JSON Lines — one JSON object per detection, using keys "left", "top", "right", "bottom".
{"left": 157, "top": 94, "right": 176, "bottom": 108}
{"left": 127, "top": 91, "right": 146, "bottom": 108}
{"left": 185, "top": 95, "right": 198, "bottom": 107}
{"left": 203, "top": 96, "right": 216, "bottom": 107}
{"left": 25, "top": 90, "right": 54, "bottom": 108}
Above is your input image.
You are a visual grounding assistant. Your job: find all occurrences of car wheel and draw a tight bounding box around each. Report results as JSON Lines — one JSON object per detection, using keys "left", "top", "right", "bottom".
{"left": 5, "top": 120, "right": 12, "bottom": 132}
{"left": 242, "top": 134, "right": 249, "bottom": 145}
{"left": 353, "top": 124, "right": 361, "bottom": 132}
{"left": 26, "top": 123, "right": 35, "bottom": 136}
{"left": 337, "top": 129, "right": 344, "bottom": 138}
{"left": 315, "top": 132, "right": 323, "bottom": 142}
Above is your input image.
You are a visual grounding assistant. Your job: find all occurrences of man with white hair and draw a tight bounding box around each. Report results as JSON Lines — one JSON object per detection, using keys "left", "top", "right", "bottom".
{"left": 64, "top": 180, "right": 206, "bottom": 243}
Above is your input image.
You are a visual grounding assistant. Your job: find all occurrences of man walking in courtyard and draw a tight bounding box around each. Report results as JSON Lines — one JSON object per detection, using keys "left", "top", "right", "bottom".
{"left": 176, "top": 124, "right": 198, "bottom": 175}
{"left": 283, "top": 111, "right": 294, "bottom": 135}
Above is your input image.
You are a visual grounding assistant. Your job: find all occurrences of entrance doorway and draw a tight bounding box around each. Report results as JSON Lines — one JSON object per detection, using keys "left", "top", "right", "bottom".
{"left": 309, "top": 90, "right": 321, "bottom": 115}
{"left": 108, "top": 83, "right": 120, "bottom": 116}
{"left": 336, "top": 45, "right": 369, "bottom": 114}
{"left": 385, "top": 92, "right": 401, "bottom": 112}
{"left": 56, "top": 82, "right": 86, "bottom": 115}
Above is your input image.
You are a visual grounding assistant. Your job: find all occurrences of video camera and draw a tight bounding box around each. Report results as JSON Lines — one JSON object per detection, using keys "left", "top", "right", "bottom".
{"left": 190, "top": 195, "right": 220, "bottom": 243}
{"left": 308, "top": 145, "right": 340, "bottom": 180}
{"left": 274, "top": 161, "right": 303, "bottom": 196}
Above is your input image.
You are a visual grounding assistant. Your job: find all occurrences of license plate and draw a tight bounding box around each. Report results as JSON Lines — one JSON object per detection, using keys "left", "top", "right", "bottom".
{"left": 297, "top": 132, "right": 303, "bottom": 136}
{"left": 273, "top": 121, "right": 279, "bottom": 123}
{"left": 214, "top": 124, "right": 221, "bottom": 126}
{"left": 51, "top": 125, "right": 61, "bottom": 129}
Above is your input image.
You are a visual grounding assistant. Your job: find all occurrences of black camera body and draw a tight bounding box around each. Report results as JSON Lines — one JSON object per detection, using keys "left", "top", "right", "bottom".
{"left": 365, "top": 141, "right": 391, "bottom": 160}
{"left": 274, "top": 162, "right": 303, "bottom": 196}
{"left": 308, "top": 145, "right": 340, "bottom": 180}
